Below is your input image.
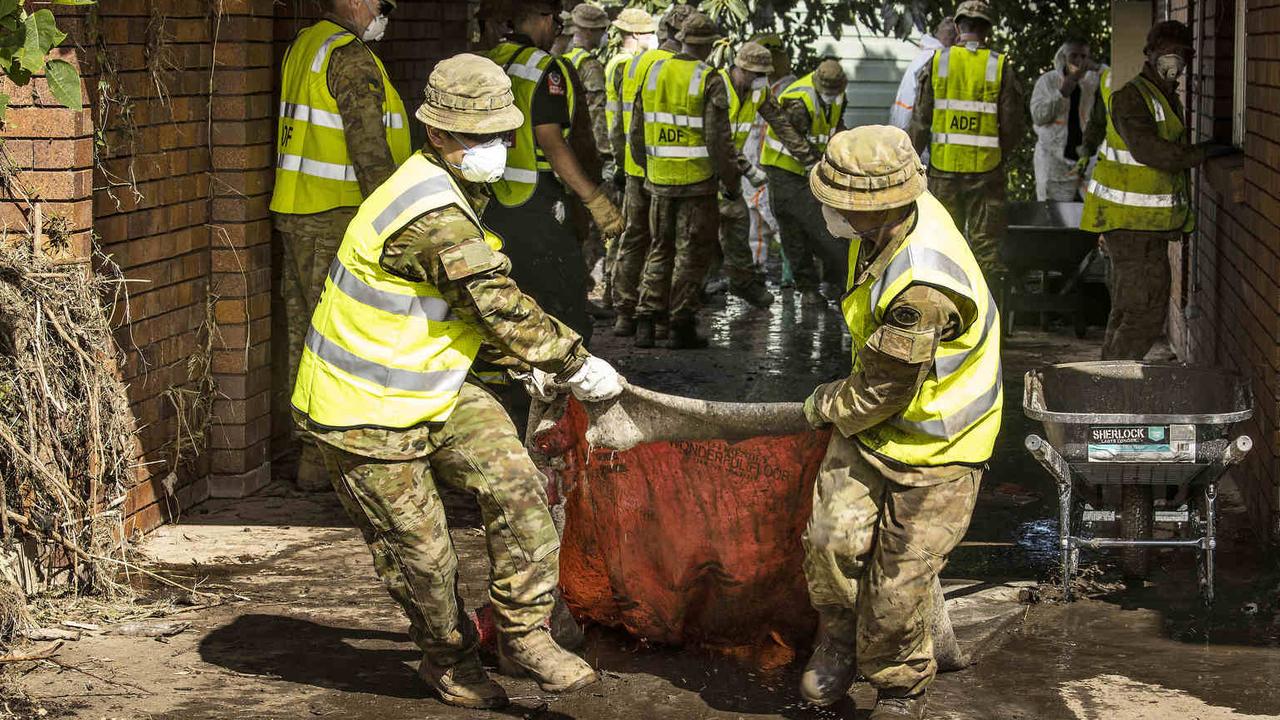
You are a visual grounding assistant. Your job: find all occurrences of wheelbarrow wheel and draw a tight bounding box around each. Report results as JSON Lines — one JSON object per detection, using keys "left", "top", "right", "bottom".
{"left": 1120, "top": 485, "right": 1154, "bottom": 587}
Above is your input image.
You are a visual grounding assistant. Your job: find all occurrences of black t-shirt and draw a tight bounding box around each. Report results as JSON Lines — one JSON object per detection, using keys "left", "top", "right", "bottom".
{"left": 532, "top": 63, "right": 572, "bottom": 128}
{"left": 1065, "top": 85, "right": 1082, "bottom": 161}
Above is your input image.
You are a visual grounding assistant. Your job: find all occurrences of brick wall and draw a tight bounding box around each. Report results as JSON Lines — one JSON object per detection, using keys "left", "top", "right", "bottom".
{"left": 1161, "top": 0, "right": 1280, "bottom": 541}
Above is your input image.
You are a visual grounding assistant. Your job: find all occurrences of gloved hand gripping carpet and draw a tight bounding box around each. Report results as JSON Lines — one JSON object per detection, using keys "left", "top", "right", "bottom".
{"left": 528, "top": 383, "right": 965, "bottom": 671}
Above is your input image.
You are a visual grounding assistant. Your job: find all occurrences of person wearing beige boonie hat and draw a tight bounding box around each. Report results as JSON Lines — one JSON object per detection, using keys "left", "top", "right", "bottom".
{"left": 613, "top": 6, "right": 657, "bottom": 34}
{"left": 416, "top": 53, "right": 524, "bottom": 136}
{"left": 675, "top": 11, "right": 721, "bottom": 48}
{"left": 798, "top": 124, "right": 1002, "bottom": 720}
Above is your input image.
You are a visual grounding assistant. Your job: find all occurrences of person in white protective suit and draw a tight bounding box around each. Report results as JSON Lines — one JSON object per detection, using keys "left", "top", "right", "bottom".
{"left": 1030, "top": 39, "right": 1102, "bottom": 201}
{"left": 889, "top": 17, "right": 956, "bottom": 132}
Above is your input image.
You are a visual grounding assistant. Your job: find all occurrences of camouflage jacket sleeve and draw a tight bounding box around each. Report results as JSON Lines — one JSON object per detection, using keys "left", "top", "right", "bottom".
{"left": 328, "top": 41, "right": 398, "bottom": 196}
{"left": 756, "top": 92, "right": 809, "bottom": 166}
{"left": 379, "top": 207, "right": 589, "bottom": 376}
{"left": 704, "top": 72, "right": 742, "bottom": 194}
{"left": 579, "top": 56, "right": 612, "bottom": 159}
{"left": 770, "top": 96, "right": 822, "bottom": 168}
{"left": 908, "top": 63, "right": 934, "bottom": 155}
{"left": 609, "top": 61, "right": 628, "bottom": 168}
{"left": 1111, "top": 79, "right": 1207, "bottom": 172}
{"left": 628, "top": 92, "right": 648, "bottom": 173}
{"left": 808, "top": 285, "right": 963, "bottom": 438}
{"left": 998, "top": 64, "right": 1027, "bottom": 155}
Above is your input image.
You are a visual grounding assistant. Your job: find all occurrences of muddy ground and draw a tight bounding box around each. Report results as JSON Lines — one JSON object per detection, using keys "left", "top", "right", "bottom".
{"left": 13, "top": 291, "right": 1280, "bottom": 719}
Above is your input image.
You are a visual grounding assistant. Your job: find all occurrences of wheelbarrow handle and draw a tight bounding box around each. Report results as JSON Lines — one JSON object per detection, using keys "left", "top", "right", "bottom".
{"left": 1196, "top": 435, "right": 1253, "bottom": 488}
{"left": 1025, "top": 434, "right": 1071, "bottom": 485}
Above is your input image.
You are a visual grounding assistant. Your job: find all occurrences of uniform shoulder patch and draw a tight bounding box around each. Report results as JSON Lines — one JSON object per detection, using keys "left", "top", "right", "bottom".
{"left": 547, "top": 70, "right": 566, "bottom": 96}
{"left": 888, "top": 304, "right": 922, "bottom": 328}
{"left": 867, "top": 323, "right": 935, "bottom": 364}
{"left": 438, "top": 238, "right": 500, "bottom": 281}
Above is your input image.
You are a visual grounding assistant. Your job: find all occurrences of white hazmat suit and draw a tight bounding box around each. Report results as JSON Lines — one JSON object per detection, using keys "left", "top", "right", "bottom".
{"left": 1031, "top": 44, "right": 1101, "bottom": 201}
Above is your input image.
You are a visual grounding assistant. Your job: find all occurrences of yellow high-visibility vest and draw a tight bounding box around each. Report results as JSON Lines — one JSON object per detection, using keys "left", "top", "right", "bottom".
{"left": 604, "top": 51, "right": 635, "bottom": 142}
{"left": 562, "top": 46, "right": 592, "bottom": 70}
{"left": 1081, "top": 70, "right": 1194, "bottom": 233}
{"left": 292, "top": 152, "right": 503, "bottom": 429}
{"left": 760, "top": 72, "right": 844, "bottom": 175}
{"left": 271, "top": 20, "right": 412, "bottom": 215}
{"left": 928, "top": 45, "right": 1006, "bottom": 173}
{"left": 622, "top": 48, "right": 674, "bottom": 177}
{"left": 724, "top": 71, "right": 767, "bottom": 152}
{"left": 640, "top": 57, "right": 712, "bottom": 186}
{"left": 483, "top": 42, "right": 577, "bottom": 208}
{"left": 841, "top": 192, "right": 1003, "bottom": 466}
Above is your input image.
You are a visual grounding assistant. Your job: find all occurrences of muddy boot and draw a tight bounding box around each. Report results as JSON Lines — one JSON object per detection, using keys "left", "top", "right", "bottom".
{"left": 800, "top": 288, "right": 828, "bottom": 308}
{"left": 664, "top": 318, "right": 708, "bottom": 349}
{"left": 799, "top": 614, "right": 857, "bottom": 706}
{"left": 869, "top": 692, "right": 927, "bottom": 719}
{"left": 418, "top": 652, "right": 508, "bottom": 709}
{"left": 634, "top": 318, "right": 655, "bottom": 348}
{"left": 586, "top": 299, "right": 615, "bottom": 319}
{"left": 654, "top": 320, "right": 670, "bottom": 340}
{"left": 729, "top": 280, "right": 775, "bottom": 309}
{"left": 550, "top": 594, "right": 584, "bottom": 651}
{"left": 612, "top": 314, "right": 636, "bottom": 337}
{"left": 498, "top": 628, "right": 598, "bottom": 693}
{"left": 295, "top": 444, "right": 330, "bottom": 492}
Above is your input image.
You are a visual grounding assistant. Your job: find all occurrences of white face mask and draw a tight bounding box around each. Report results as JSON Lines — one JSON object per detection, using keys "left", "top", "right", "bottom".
{"left": 820, "top": 92, "right": 843, "bottom": 106}
{"left": 822, "top": 204, "right": 857, "bottom": 239}
{"left": 639, "top": 33, "right": 658, "bottom": 50}
{"left": 1155, "top": 53, "right": 1185, "bottom": 82}
{"left": 451, "top": 135, "right": 508, "bottom": 183}
{"left": 360, "top": 0, "right": 389, "bottom": 41}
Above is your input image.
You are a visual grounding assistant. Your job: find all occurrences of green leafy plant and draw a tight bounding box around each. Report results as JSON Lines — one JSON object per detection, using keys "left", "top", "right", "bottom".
{"left": 0, "top": 0, "right": 93, "bottom": 123}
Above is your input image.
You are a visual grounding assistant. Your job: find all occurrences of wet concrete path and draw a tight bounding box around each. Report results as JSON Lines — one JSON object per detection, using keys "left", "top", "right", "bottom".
{"left": 17, "top": 293, "right": 1280, "bottom": 719}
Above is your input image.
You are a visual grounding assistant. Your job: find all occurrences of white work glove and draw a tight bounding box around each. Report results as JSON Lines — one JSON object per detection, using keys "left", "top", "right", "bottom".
{"left": 745, "top": 164, "right": 768, "bottom": 187}
{"left": 565, "top": 355, "right": 624, "bottom": 403}
{"left": 511, "top": 368, "right": 557, "bottom": 402}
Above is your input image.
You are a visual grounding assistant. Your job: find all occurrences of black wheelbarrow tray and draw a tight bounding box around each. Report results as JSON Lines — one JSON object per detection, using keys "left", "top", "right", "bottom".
{"left": 1022, "top": 361, "right": 1253, "bottom": 603}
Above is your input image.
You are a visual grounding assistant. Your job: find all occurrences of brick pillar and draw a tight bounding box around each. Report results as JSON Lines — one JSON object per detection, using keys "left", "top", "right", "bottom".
{"left": 206, "top": 0, "right": 276, "bottom": 497}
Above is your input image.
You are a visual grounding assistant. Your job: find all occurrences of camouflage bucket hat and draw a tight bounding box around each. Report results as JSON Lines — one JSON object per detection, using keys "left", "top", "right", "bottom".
{"left": 661, "top": 3, "right": 694, "bottom": 34}
{"left": 571, "top": 3, "right": 610, "bottom": 30}
{"left": 810, "top": 126, "right": 926, "bottom": 212}
{"left": 416, "top": 53, "right": 525, "bottom": 135}
{"left": 814, "top": 59, "right": 848, "bottom": 94}
{"left": 955, "top": 0, "right": 995, "bottom": 25}
{"left": 613, "top": 7, "right": 657, "bottom": 34}
{"left": 734, "top": 41, "right": 774, "bottom": 74}
{"left": 676, "top": 12, "right": 720, "bottom": 45}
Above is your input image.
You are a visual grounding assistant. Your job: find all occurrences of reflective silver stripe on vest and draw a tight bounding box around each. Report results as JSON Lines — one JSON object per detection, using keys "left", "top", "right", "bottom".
{"left": 889, "top": 367, "right": 1002, "bottom": 439}
{"left": 1099, "top": 143, "right": 1143, "bottom": 166}
{"left": 507, "top": 50, "right": 548, "bottom": 83}
{"left": 311, "top": 31, "right": 351, "bottom": 73}
{"left": 628, "top": 55, "right": 643, "bottom": 78}
{"left": 688, "top": 64, "right": 707, "bottom": 96}
{"left": 986, "top": 52, "right": 1001, "bottom": 82}
{"left": 933, "top": 292, "right": 997, "bottom": 380}
{"left": 643, "top": 111, "right": 704, "bottom": 128}
{"left": 764, "top": 135, "right": 796, "bottom": 158}
{"left": 732, "top": 122, "right": 753, "bottom": 134}
{"left": 305, "top": 327, "right": 469, "bottom": 394}
{"left": 645, "top": 145, "right": 710, "bottom": 158}
{"left": 280, "top": 102, "right": 345, "bottom": 129}
{"left": 606, "top": 101, "right": 622, "bottom": 112}
{"left": 277, "top": 154, "right": 356, "bottom": 182}
{"left": 1150, "top": 97, "right": 1166, "bottom": 122}
{"left": 936, "top": 48, "right": 951, "bottom": 78}
{"left": 647, "top": 59, "right": 667, "bottom": 90}
{"left": 383, "top": 112, "right": 405, "bottom": 129}
{"left": 933, "top": 133, "right": 999, "bottom": 148}
{"left": 371, "top": 174, "right": 456, "bottom": 235}
{"left": 1086, "top": 179, "right": 1177, "bottom": 208}
{"left": 870, "top": 246, "right": 972, "bottom": 313}
{"left": 504, "top": 167, "right": 540, "bottom": 183}
{"left": 935, "top": 99, "right": 997, "bottom": 114}
{"left": 328, "top": 260, "right": 453, "bottom": 321}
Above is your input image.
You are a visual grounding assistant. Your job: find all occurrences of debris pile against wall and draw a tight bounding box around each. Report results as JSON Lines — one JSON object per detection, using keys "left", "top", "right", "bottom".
{"left": 0, "top": 242, "right": 143, "bottom": 635}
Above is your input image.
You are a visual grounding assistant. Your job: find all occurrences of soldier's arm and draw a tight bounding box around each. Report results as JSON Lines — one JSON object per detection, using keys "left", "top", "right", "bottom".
{"left": 535, "top": 62, "right": 602, "bottom": 201}
{"left": 908, "top": 64, "right": 934, "bottom": 155}
{"left": 608, "top": 62, "right": 628, "bottom": 170}
{"left": 805, "top": 286, "right": 964, "bottom": 438}
{"left": 328, "top": 42, "right": 399, "bottom": 196}
{"left": 1111, "top": 83, "right": 1208, "bottom": 171}
{"left": 1080, "top": 84, "right": 1107, "bottom": 160}
{"left": 703, "top": 73, "right": 742, "bottom": 194}
{"left": 628, "top": 93, "right": 648, "bottom": 173}
{"left": 380, "top": 208, "right": 588, "bottom": 376}
{"left": 760, "top": 96, "right": 820, "bottom": 167}
{"left": 580, "top": 57, "right": 612, "bottom": 160}
{"left": 998, "top": 64, "right": 1026, "bottom": 156}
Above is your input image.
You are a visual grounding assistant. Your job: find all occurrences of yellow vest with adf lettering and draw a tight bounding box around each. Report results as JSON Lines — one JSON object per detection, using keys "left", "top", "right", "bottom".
{"left": 928, "top": 45, "right": 1006, "bottom": 174}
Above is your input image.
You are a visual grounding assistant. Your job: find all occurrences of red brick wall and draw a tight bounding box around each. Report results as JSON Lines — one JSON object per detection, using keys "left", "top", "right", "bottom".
{"left": 1166, "top": 0, "right": 1280, "bottom": 541}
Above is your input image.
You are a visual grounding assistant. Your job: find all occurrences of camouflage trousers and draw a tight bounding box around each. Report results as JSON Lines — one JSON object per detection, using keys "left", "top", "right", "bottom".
{"left": 766, "top": 168, "right": 846, "bottom": 291}
{"left": 275, "top": 209, "right": 355, "bottom": 483}
{"left": 638, "top": 193, "right": 719, "bottom": 322}
{"left": 611, "top": 175, "right": 653, "bottom": 317}
{"left": 928, "top": 171, "right": 1007, "bottom": 280}
{"left": 1100, "top": 230, "right": 1176, "bottom": 361}
{"left": 803, "top": 432, "right": 981, "bottom": 697}
{"left": 719, "top": 193, "right": 763, "bottom": 289}
{"left": 304, "top": 382, "right": 561, "bottom": 666}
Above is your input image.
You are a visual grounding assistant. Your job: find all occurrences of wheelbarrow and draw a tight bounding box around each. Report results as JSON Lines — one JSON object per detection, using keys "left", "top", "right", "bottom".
{"left": 1002, "top": 202, "right": 1104, "bottom": 338}
{"left": 1022, "top": 361, "right": 1253, "bottom": 603}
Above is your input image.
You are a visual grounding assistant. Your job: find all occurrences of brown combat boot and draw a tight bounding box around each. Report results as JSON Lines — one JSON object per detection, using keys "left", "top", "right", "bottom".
{"left": 664, "top": 318, "right": 708, "bottom": 349}
{"left": 498, "top": 628, "right": 599, "bottom": 693}
{"left": 799, "top": 613, "right": 857, "bottom": 706}
{"left": 612, "top": 314, "right": 637, "bottom": 337}
{"left": 634, "top": 318, "right": 655, "bottom": 348}
{"left": 730, "top": 279, "right": 775, "bottom": 309}
{"left": 418, "top": 652, "right": 508, "bottom": 709}
{"left": 869, "top": 692, "right": 927, "bottom": 719}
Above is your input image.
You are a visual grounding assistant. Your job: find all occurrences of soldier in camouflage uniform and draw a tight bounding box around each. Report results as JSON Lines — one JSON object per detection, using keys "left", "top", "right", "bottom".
{"left": 562, "top": 3, "right": 616, "bottom": 307}
{"left": 271, "top": 0, "right": 408, "bottom": 491}
{"left": 609, "top": 4, "right": 691, "bottom": 340}
{"left": 293, "top": 54, "right": 625, "bottom": 709}
{"left": 798, "top": 127, "right": 1002, "bottom": 720}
